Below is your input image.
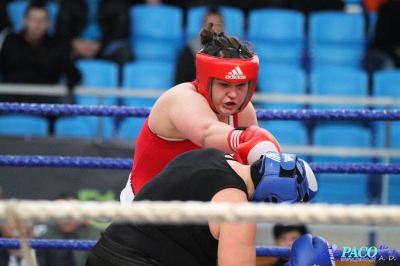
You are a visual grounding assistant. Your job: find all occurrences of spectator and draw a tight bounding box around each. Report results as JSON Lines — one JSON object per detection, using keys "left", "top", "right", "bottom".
{"left": 55, "top": 0, "right": 134, "bottom": 83}
{"left": 36, "top": 192, "right": 102, "bottom": 266}
{"left": 0, "top": 221, "right": 44, "bottom": 265}
{"left": 366, "top": 0, "right": 400, "bottom": 73}
{"left": 0, "top": 0, "right": 82, "bottom": 134}
{"left": 174, "top": 5, "right": 224, "bottom": 85}
{"left": 271, "top": 223, "right": 308, "bottom": 266}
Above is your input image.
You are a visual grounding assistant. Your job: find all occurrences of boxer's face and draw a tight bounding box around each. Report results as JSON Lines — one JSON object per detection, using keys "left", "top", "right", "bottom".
{"left": 211, "top": 79, "right": 249, "bottom": 115}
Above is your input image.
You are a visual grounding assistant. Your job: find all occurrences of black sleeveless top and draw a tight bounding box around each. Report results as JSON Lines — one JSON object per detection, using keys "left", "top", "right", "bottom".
{"left": 105, "top": 148, "right": 248, "bottom": 266}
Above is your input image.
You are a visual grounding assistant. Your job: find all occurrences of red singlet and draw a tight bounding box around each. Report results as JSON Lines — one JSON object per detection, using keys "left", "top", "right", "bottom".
{"left": 130, "top": 81, "right": 239, "bottom": 193}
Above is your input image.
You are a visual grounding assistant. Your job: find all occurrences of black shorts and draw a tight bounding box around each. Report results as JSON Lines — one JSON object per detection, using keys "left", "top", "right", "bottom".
{"left": 85, "top": 232, "right": 164, "bottom": 266}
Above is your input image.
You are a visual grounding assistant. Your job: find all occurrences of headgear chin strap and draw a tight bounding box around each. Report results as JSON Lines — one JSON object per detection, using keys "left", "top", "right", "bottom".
{"left": 250, "top": 152, "right": 314, "bottom": 203}
{"left": 195, "top": 52, "right": 259, "bottom": 113}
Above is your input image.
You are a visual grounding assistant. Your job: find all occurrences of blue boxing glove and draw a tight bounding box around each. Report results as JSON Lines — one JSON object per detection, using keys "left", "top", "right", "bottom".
{"left": 284, "top": 234, "right": 335, "bottom": 266}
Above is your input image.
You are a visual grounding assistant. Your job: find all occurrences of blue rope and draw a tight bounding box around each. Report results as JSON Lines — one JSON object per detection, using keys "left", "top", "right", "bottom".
{"left": 0, "top": 238, "right": 96, "bottom": 251}
{"left": 0, "top": 239, "right": 399, "bottom": 259}
{"left": 1, "top": 102, "right": 400, "bottom": 121}
{"left": 1, "top": 155, "right": 400, "bottom": 174}
{"left": 0, "top": 103, "right": 151, "bottom": 118}
{"left": 0, "top": 155, "right": 132, "bottom": 170}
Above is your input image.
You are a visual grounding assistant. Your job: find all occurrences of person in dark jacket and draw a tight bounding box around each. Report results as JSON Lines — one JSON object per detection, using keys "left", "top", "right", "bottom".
{"left": 366, "top": 0, "right": 400, "bottom": 72}
{"left": 0, "top": 0, "right": 82, "bottom": 134}
{"left": 55, "top": 0, "right": 133, "bottom": 73}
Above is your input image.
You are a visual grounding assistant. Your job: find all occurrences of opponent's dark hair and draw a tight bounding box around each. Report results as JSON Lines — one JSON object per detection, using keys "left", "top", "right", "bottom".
{"left": 199, "top": 21, "right": 255, "bottom": 59}
{"left": 273, "top": 223, "right": 308, "bottom": 240}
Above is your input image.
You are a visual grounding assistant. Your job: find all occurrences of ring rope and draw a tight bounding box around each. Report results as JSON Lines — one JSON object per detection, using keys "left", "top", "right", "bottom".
{"left": 1, "top": 200, "right": 400, "bottom": 226}
{"left": 1, "top": 102, "right": 400, "bottom": 121}
{"left": 1, "top": 155, "right": 400, "bottom": 174}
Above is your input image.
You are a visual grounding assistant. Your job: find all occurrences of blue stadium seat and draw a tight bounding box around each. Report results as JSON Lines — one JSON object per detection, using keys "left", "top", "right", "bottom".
{"left": 257, "top": 65, "right": 307, "bottom": 110}
{"left": 122, "top": 61, "right": 174, "bottom": 100}
{"left": 54, "top": 116, "right": 98, "bottom": 138}
{"left": 254, "top": 43, "right": 305, "bottom": 68}
{"left": 308, "top": 11, "right": 366, "bottom": 70}
{"left": 311, "top": 124, "right": 373, "bottom": 204}
{"left": 309, "top": 11, "right": 366, "bottom": 47}
{"left": 54, "top": 115, "right": 115, "bottom": 139}
{"left": 367, "top": 11, "right": 378, "bottom": 44}
{"left": 375, "top": 122, "right": 400, "bottom": 162}
{"left": 7, "top": 1, "right": 59, "bottom": 35}
{"left": 258, "top": 120, "right": 309, "bottom": 158}
{"left": 75, "top": 59, "right": 119, "bottom": 106}
{"left": 0, "top": 114, "right": 49, "bottom": 136}
{"left": 130, "top": 4, "right": 183, "bottom": 62}
{"left": 117, "top": 117, "right": 146, "bottom": 140}
{"left": 186, "top": 5, "right": 245, "bottom": 40}
{"left": 372, "top": 69, "right": 400, "bottom": 99}
{"left": 118, "top": 61, "right": 173, "bottom": 139}
{"left": 372, "top": 70, "right": 400, "bottom": 163}
{"left": 309, "top": 66, "right": 369, "bottom": 110}
{"left": 309, "top": 45, "right": 364, "bottom": 70}
{"left": 248, "top": 8, "right": 305, "bottom": 43}
{"left": 388, "top": 175, "right": 400, "bottom": 205}
{"left": 313, "top": 173, "right": 369, "bottom": 204}
{"left": 61, "top": 59, "right": 119, "bottom": 138}
{"left": 312, "top": 124, "right": 373, "bottom": 163}
{"left": 248, "top": 8, "right": 305, "bottom": 67}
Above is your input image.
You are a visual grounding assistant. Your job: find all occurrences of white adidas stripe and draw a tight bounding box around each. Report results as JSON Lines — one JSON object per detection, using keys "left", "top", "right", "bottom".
{"left": 227, "top": 66, "right": 244, "bottom": 76}
{"left": 266, "top": 153, "right": 281, "bottom": 163}
{"left": 235, "top": 66, "right": 243, "bottom": 75}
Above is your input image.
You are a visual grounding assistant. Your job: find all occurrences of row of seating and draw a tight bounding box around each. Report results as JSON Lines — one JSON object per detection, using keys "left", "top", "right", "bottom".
{"left": 6, "top": 2, "right": 376, "bottom": 69}
{"left": 76, "top": 59, "right": 400, "bottom": 108}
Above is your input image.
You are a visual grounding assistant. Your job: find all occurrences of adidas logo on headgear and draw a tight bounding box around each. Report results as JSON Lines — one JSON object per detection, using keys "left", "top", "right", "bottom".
{"left": 225, "top": 66, "right": 246, "bottom": 79}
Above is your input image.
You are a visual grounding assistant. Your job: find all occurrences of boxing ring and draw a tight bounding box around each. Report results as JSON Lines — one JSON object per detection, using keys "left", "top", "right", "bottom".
{"left": 1, "top": 101, "right": 400, "bottom": 263}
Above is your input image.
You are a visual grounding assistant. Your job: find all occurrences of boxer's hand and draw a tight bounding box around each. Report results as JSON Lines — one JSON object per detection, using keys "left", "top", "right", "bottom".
{"left": 284, "top": 234, "right": 335, "bottom": 266}
{"left": 228, "top": 126, "right": 281, "bottom": 164}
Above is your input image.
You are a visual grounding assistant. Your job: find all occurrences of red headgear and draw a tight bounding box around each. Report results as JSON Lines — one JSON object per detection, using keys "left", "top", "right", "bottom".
{"left": 195, "top": 52, "right": 259, "bottom": 113}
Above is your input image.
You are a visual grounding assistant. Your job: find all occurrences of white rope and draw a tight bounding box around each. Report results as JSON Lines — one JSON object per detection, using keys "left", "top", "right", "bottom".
{"left": 1, "top": 200, "right": 400, "bottom": 226}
